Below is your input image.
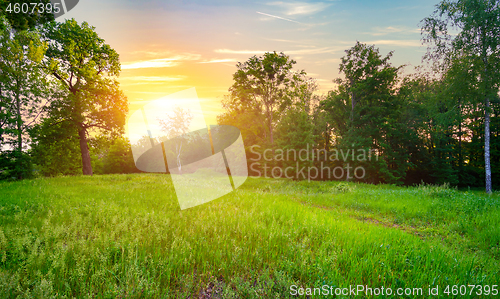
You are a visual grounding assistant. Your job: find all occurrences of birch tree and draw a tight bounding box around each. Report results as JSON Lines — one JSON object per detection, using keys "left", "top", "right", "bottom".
{"left": 422, "top": 0, "right": 500, "bottom": 193}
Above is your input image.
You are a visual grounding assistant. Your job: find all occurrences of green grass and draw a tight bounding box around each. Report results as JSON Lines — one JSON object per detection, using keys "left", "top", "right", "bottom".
{"left": 0, "top": 174, "right": 499, "bottom": 298}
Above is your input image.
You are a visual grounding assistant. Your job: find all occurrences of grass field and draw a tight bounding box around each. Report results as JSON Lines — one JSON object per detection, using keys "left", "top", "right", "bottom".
{"left": 0, "top": 174, "right": 499, "bottom": 298}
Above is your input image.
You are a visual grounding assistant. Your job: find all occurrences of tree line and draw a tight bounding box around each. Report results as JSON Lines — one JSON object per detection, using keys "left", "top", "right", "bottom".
{"left": 218, "top": 0, "right": 500, "bottom": 192}
{"left": 0, "top": 0, "right": 498, "bottom": 192}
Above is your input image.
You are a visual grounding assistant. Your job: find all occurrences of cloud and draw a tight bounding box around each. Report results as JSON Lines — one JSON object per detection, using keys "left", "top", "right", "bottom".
{"left": 263, "top": 37, "right": 303, "bottom": 43}
{"left": 125, "top": 89, "right": 193, "bottom": 95}
{"left": 256, "top": 11, "right": 304, "bottom": 24}
{"left": 364, "top": 40, "right": 422, "bottom": 47}
{"left": 122, "top": 59, "right": 181, "bottom": 69}
{"left": 128, "top": 51, "right": 200, "bottom": 58}
{"left": 367, "top": 26, "right": 421, "bottom": 36}
{"left": 215, "top": 47, "right": 336, "bottom": 55}
{"left": 266, "top": 1, "right": 331, "bottom": 15}
{"left": 121, "top": 54, "right": 201, "bottom": 69}
{"left": 314, "top": 58, "right": 340, "bottom": 65}
{"left": 120, "top": 76, "right": 186, "bottom": 84}
{"left": 367, "top": 40, "right": 423, "bottom": 47}
{"left": 198, "top": 58, "right": 237, "bottom": 64}
{"left": 214, "top": 49, "right": 269, "bottom": 55}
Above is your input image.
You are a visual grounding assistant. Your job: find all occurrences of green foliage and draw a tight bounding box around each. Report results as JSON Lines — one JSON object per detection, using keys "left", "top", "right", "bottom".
{"left": 0, "top": 14, "right": 50, "bottom": 180}
{"left": 0, "top": 150, "right": 33, "bottom": 181}
{"left": 276, "top": 108, "right": 316, "bottom": 150}
{"left": 421, "top": 0, "right": 500, "bottom": 193}
{"left": 219, "top": 52, "right": 316, "bottom": 174}
{"left": 275, "top": 107, "right": 317, "bottom": 171}
{"left": 322, "top": 42, "right": 406, "bottom": 184}
{"left": 226, "top": 51, "right": 313, "bottom": 147}
{"left": 218, "top": 94, "right": 267, "bottom": 171}
{"left": 92, "top": 136, "right": 138, "bottom": 175}
{"left": 330, "top": 181, "right": 354, "bottom": 193}
{"left": 397, "top": 73, "right": 459, "bottom": 185}
{"left": 42, "top": 19, "right": 128, "bottom": 175}
{"left": 31, "top": 124, "right": 138, "bottom": 177}
{"left": 29, "top": 119, "right": 81, "bottom": 177}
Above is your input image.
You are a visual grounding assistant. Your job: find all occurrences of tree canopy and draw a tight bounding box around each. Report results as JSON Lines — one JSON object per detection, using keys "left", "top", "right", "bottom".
{"left": 42, "top": 19, "right": 127, "bottom": 175}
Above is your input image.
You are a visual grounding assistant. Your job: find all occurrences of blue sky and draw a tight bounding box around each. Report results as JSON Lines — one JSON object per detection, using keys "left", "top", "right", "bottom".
{"left": 62, "top": 0, "right": 441, "bottom": 123}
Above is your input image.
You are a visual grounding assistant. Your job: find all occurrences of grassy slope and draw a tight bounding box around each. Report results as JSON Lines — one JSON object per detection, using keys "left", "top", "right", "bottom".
{"left": 0, "top": 174, "right": 498, "bottom": 298}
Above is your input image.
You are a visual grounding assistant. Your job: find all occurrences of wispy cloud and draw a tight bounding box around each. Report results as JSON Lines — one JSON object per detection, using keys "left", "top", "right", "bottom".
{"left": 266, "top": 1, "right": 331, "bottom": 15}
{"left": 367, "top": 26, "right": 420, "bottom": 36}
{"left": 215, "top": 47, "right": 336, "bottom": 55}
{"left": 314, "top": 58, "right": 340, "bottom": 65}
{"left": 367, "top": 40, "right": 423, "bottom": 47}
{"left": 121, "top": 54, "right": 201, "bottom": 69}
{"left": 120, "top": 76, "right": 186, "bottom": 83}
{"left": 128, "top": 51, "right": 200, "bottom": 59}
{"left": 256, "top": 11, "right": 304, "bottom": 24}
{"left": 198, "top": 58, "right": 236, "bottom": 64}
{"left": 263, "top": 37, "right": 304, "bottom": 43}
{"left": 214, "top": 49, "right": 268, "bottom": 55}
{"left": 125, "top": 89, "right": 193, "bottom": 95}
{"left": 122, "top": 59, "right": 180, "bottom": 69}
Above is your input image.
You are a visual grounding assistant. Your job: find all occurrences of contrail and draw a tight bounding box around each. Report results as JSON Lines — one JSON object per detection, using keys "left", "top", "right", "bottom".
{"left": 256, "top": 11, "right": 304, "bottom": 25}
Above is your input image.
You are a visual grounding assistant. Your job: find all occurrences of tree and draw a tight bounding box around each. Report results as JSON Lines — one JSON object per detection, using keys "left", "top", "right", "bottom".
{"left": 275, "top": 106, "right": 317, "bottom": 173}
{"left": 322, "top": 42, "right": 404, "bottom": 183}
{"left": 158, "top": 106, "right": 193, "bottom": 172}
{"left": 0, "top": 15, "right": 48, "bottom": 179}
{"left": 229, "top": 52, "right": 308, "bottom": 150}
{"left": 158, "top": 106, "right": 193, "bottom": 140}
{"left": 440, "top": 57, "right": 486, "bottom": 186}
{"left": 42, "top": 19, "right": 127, "bottom": 175}
{"left": 398, "top": 72, "right": 462, "bottom": 185}
{"left": 421, "top": 0, "right": 500, "bottom": 193}
{"left": 30, "top": 118, "right": 81, "bottom": 177}
{"left": 217, "top": 93, "right": 267, "bottom": 148}
{"left": 100, "top": 137, "right": 137, "bottom": 174}
{"left": 89, "top": 135, "right": 137, "bottom": 175}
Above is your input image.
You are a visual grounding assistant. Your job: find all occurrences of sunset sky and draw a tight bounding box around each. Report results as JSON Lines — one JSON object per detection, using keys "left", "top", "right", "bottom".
{"left": 63, "top": 0, "right": 440, "bottom": 125}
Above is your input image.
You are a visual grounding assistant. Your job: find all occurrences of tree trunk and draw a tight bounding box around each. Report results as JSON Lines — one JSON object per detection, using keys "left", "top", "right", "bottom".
{"left": 269, "top": 107, "right": 275, "bottom": 167}
{"left": 0, "top": 85, "right": 3, "bottom": 141}
{"left": 78, "top": 125, "right": 93, "bottom": 175}
{"left": 269, "top": 110, "right": 274, "bottom": 146}
{"left": 485, "top": 97, "right": 492, "bottom": 194}
{"left": 349, "top": 78, "right": 355, "bottom": 122}
{"left": 16, "top": 89, "right": 22, "bottom": 180}
{"left": 458, "top": 99, "right": 463, "bottom": 186}
{"left": 482, "top": 44, "right": 491, "bottom": 194}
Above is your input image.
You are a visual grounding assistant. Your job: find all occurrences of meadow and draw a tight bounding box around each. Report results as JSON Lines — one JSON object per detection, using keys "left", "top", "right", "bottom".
{"left": 0, "top": 173, "right": 499, "bottom": 298}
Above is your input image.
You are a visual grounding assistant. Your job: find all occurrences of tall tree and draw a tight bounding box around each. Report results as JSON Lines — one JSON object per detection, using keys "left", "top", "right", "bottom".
{"left": 42, "top": 19, "right": 127, "bottom": 175}
{"left": 421, "top": 0, "right": 500, "bottom": 193}
{"left": 158, "top": 106, "right": 193, "bottom": 172}
{"left": 322, "top": 42, "right": 404, "bottom": 183}
{"left": 0, "top": 15, "right": 48, "bottom": 179}
{"left": 228, "top": 52, "right": 308, "bottom": 150}
{"left": 441, "top": 57, "right": 484, "bottom": 186}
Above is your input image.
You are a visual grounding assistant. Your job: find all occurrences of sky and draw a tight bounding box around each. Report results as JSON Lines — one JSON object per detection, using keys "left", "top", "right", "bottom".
{"left": 62, "top": 0, "right": 440, "bottom": 125}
